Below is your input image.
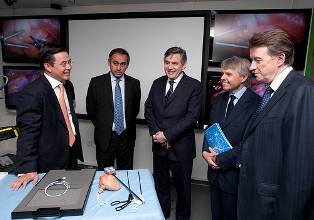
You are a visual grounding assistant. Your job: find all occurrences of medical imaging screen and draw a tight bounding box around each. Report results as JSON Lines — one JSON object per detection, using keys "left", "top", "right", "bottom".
{"left": 3, "top": 67, "right": 42, "bottom": 109}
{"left": 211, "top": 12, "right": 309, "bottom": 70}
{"left": 2, "top": 18, "right": 62, "bottom": 62}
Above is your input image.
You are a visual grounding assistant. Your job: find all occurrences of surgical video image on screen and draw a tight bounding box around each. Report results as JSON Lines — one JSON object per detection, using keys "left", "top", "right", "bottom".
{"left": 2, "top": 18, "right": 61, "bottom": 62}
{"left": 211, "top": 13, "right": 308, "bottom": 69}
{"left": 4, "top": 68, "right": 42, "bottom": 109}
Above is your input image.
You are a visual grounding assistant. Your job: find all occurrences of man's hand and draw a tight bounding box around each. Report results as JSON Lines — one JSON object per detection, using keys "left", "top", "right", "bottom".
{"left": 202, "top": 148, "right": 220, "bottom": 170}
{"left": 11, "top": 172, "right": 38, "bottom": 191}
{"left": 153, "top": 131, "right": 167, "bottom": 144}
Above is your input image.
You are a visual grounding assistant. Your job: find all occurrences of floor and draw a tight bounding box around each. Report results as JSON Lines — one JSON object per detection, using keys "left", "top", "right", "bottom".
{"left": 167, "top": 181, "right": 211, "bottom": 220}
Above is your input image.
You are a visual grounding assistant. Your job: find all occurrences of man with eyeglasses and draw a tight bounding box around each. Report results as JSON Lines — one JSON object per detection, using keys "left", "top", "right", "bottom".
{"left": 11, "top": 46, "right": 84, "bottom": 191}
{"left": 86, "top": 48, "right": 141, "bottom": 171}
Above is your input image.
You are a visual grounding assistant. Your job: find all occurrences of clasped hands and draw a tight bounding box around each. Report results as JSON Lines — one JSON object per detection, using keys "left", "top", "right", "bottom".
{"left": 202, "top": 147, "right": 220, "bottom": 170}
{"left": 153, "top": 131, "right": 171, "bottom": 149}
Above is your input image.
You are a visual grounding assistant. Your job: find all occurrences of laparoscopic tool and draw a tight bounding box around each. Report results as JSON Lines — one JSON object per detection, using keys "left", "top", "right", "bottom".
{"left": 104, "top": 167, "right": 144, "bottom": 204}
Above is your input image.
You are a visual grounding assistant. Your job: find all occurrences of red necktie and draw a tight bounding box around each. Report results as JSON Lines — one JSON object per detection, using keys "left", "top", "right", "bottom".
{"left": 58, "top": 84, "right": 75, "bottom": 147}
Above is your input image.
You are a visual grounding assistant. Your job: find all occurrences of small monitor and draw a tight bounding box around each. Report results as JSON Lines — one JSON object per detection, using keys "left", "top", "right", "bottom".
{"left": 3, "top": 66, "right": 43, "bottom": 109}
{"left": 1, "top": 17, "right": 65, "bottom": 63}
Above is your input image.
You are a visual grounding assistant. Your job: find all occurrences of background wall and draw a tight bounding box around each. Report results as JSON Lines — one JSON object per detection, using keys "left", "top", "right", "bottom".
{"left": 0, "top": 0, "right": 313, "bottom": 181}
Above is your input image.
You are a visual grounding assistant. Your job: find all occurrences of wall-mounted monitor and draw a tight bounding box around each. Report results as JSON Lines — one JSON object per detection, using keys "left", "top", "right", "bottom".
{"left": 3, "top": 66, "right": 43, "bottom": 109}
{"left": 209, "top": 9, "right": 312, "bottom": 71}
{"left": 1, "top": 17, "right": 66, "bottom": 63}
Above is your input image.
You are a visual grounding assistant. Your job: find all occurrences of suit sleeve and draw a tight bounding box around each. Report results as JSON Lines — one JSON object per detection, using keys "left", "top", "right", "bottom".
{"left": 15, "top": 90, "right": 43, "bottom": 174}
{"left": 164, "top": 82, "right": 201, "bottom": 143}
{"left": 276, "top": 85, "right": 314, "bottom": 219}
{"left": 202, "top": 94, "right": 220, "bottom": 153}
{"left": 134, "top": 80, "right": 141, "bottom": 117}
{"left": 86, "top": 79, "right": 97, "bottom": 123}
{"left": 144, "top": 81, "right": 160, "bottom": 136}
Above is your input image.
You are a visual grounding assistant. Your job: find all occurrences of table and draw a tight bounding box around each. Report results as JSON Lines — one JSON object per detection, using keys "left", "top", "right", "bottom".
{"left": 0, "top": 169, "right": 165, "bottom": 220}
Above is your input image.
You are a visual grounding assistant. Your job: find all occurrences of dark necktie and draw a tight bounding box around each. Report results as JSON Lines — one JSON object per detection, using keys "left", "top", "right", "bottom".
{"left": 256, "top": 86, "right": 274, "bottom": 113}
{"left": 114, "top": 79, "right": 124, "bottom": 135}
{"left": 225, "top": 95, "right": 236, "bottom": 118}
{"left": 165, "top": 80, "right": 175, "bottom": 104}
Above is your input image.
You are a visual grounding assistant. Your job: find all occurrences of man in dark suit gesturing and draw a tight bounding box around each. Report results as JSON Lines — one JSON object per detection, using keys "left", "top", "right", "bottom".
{"left": 11, "top": 46, "right": 84, "bottom": 191}
{"left": 238, "top": 29, "right": 314, "bottom": 220}
{"left": 145, "top": 47, "right": 201, "bottom": 220}
{"left": 202, "top": 56, "right": 260, "bottom": 220}
{"left": 86, "top": 48, "right": 141, "bottom": 171}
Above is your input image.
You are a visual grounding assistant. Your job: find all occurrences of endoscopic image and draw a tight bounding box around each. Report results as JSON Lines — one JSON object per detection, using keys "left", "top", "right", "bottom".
{"left": 212, "top": 13, "right": 307, "bottom": 62}
{"left": 2, "top": 18, "right": 61, "bottom": 62}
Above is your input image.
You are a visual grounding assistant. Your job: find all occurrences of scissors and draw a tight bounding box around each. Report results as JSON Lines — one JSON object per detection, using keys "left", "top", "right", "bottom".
{"left": 111, "top": 192, "right": 134, "bottom": 211}
{"left": 111, "top": 171, "right": 134, "bottom": 211}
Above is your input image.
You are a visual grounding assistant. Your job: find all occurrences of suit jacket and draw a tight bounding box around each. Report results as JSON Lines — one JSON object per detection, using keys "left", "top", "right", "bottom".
{"left": 145, "top": 73, "right": 201, "bottom": 161}
{"left": 86, "top": 72, "right": 141, "bottom": 154}
{"left": 15, "top": 75, "right": 83, "bottom": 174}
{"left": 238, "top": 70, "right": 314, "bottom": 220}
{"left": 203, "top": 89, "right": 260, "bottom": 194}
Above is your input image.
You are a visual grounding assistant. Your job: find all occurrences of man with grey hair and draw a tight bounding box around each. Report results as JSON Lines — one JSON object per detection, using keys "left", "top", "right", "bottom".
{"left": 202, "top": 56, "right": 260, "bottom": 220}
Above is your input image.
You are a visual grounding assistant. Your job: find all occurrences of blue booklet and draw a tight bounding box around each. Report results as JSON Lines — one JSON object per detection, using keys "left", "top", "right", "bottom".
{"left": 204, "top": 123, "right": 232, "bottom": 154}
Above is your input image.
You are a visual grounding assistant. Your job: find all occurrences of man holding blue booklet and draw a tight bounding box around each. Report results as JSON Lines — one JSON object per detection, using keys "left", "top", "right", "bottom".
{"left": 202, "top": 56, "right": 260, "bottom": 220}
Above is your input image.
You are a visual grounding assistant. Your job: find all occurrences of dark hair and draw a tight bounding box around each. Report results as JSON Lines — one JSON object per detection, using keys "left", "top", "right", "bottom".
{"left": 249, "top": 29, "right": 295, "bottom": 66}
{"left": 221, "top": 56, "right": 252, "bottom": 87}
{"left": 38, "top": 46, "right": 68, "bottom": 69}
{"left": 109, "top": 48, "right": 130, "bottom": 64}
{"left": 164, "top": 47, "right": 187, "bottom": 64}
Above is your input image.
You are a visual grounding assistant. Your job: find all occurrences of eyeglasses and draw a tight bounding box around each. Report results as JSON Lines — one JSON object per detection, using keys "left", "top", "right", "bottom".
{"left": 57, "top": 60, "right": 72, "bottom": 67}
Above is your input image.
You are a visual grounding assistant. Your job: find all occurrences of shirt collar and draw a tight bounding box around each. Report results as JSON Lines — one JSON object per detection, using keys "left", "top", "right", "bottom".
{"left": 110, "top": 72, "right": 125, "bottom": 82}
{"left": 44, "top": 73, "right": 63, "bottom": 89}
{"left": 269, "top": 66, "right": 293, "bottom": 92}
{"left": 230, "top": 86, "right": 247, "bottom": 100}
{"left": 168, "top": 71, "right": 184, "bottom": 84}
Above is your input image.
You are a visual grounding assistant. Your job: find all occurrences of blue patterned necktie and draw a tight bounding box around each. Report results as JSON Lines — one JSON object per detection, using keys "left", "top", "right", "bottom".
{"left": 256, "top": 86, "right": 274, "bottom": 113}
{"left": 114, "top": 79, "right": 124, "bottom": 135}
{"left": 165, "top": 80, "right": 175, "bottom": 104}
{"left": 225, "top": 95, "right": 236, "bottom": 118}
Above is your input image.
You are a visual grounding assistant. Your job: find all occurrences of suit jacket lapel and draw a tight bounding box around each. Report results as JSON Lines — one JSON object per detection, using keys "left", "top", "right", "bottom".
{"left": 124, "top": 75, "right": 131, "bottom": 112}
{"left": 165, "top": 73, "right": 186, "bottom": 105}
{"left": 216, "top": 92, "right": 228, "bottom": 126}
{"left": 245, "top": 71, "right": 294, "bottom": 137}
{"left": 103, "top": 73, "right": 114, "bottom": 110}
{"left": 223, "top": 90, "right": 251, "bottom": 128}
{"left": 42, "top": 76, "right": 67, "bottom": 129}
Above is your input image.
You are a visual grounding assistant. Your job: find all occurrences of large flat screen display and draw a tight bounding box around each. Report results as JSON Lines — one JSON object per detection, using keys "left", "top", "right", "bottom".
{"left": 209, "top": 9, "right": 311, "bottom": 70}
{"left": 1, "top": 17, "right": 65, "bottom": 63}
